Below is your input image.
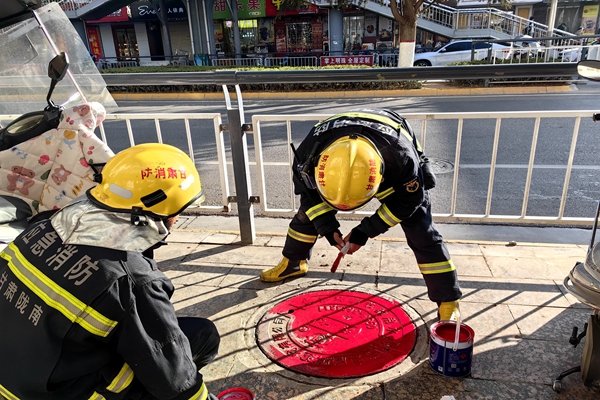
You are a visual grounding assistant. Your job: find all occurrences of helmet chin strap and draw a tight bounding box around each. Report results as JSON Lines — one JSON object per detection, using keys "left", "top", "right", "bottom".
{"left": 130, "top": 206, "right": 171, "bottom": 236}
{"left": 131, "top": 206, "right": 148, "bottom": 227}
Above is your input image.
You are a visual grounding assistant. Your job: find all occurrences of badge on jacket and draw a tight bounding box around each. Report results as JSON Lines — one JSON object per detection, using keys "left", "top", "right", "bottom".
{"left": 404, "top": 177, "right": 420, "bottom": 193}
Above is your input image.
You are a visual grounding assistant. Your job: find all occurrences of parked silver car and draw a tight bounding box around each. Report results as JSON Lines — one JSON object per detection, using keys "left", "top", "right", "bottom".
{"left": 413, "top": 40, "right": 512, "bottom": 66}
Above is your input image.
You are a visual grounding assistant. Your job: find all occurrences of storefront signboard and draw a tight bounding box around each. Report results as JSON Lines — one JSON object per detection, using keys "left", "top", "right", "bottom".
{"left": 581, "top": 5, "right": 599, "bottom": 35}
{"left": 364, "top": 14, "right": 377, "bottom": 38}
{"left": 213, "top": 0, "right": 267, "bottom": 19}
{"left": 275, "top": 22, "right": 287, "bottom": 52}
{"left": 85, "top": 7, "right": 128, "bottom": 23}
{"left": 321, "top": 55, "right": 374, "bottom": 66}
{"left": 378, "top": 16, "right": 393, "bottom": 42}
{"left": 86, "top": 26, "right": 104, "bottom": 59}
{"left": 130, "top": 0, "right": 187, "bottom": 21}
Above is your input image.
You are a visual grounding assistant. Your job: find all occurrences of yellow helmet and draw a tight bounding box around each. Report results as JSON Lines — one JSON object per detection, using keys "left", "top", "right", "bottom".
{"left": 315, "top": 135, "right": 384, "bottom": 211}
{"left": 88, "top": 143, "right": 204, "bottom": 218}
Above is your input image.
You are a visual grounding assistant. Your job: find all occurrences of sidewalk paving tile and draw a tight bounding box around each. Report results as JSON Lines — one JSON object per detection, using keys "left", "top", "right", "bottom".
{"left": 154, "top": 216, "right": 600, "bottom": 399}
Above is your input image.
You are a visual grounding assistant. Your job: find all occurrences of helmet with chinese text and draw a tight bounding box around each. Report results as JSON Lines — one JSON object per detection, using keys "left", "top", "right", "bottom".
{"left": 315, "top": 135, "right": 384, "bottom": 211}
{"left": 87, "top": 143, "right": 204, "bottom": 218}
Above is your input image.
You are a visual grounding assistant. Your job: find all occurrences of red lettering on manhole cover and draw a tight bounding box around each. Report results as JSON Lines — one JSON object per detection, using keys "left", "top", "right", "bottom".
{"left": 256, "top": 290, "right": 417, "bottom": 378}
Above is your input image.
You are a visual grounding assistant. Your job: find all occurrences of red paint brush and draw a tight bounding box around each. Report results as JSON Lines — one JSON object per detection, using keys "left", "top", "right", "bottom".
{"left": 331, "top": 242, "right": 350, "bottom": 273}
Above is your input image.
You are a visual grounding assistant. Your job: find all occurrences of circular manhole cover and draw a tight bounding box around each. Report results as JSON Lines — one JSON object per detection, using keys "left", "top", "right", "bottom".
{"left": 428, "top": 157, "right": 454, "bottom": 174}
{"left": 256, "top": 289, "right": 417, "bottom": 379}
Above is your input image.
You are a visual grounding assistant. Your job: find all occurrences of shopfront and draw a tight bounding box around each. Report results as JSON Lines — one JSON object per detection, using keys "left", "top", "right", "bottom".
{"left": 341, "top": 8, "right": 396, "bottom": 53}
{"left": 85, "top": 0, "right": 191, "bottom": 64}
{"left": 85, "top": 7, "right": 130, "bottom": 61}
{"left": 129, "top": 0, "right": 191, "bottom": 57}
{"left": 212, "top": 0, "right": 328, "bottom": 55}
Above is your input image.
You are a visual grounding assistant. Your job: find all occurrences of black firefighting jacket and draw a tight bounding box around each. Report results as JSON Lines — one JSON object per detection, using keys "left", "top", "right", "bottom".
{"left": 294, "top": 108, "right": 427, "bottom": 242}
{"left": 0, "top": 220, "right": 207, "bottom": 400}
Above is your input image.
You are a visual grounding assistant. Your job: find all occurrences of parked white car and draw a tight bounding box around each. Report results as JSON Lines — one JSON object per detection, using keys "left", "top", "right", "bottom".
{"left": 511, "top": 35, "right": 544, "bottom": 59}
{"left": 413, "top": 40, "right": 512, "bottom": 66}
{"left": 559, "top": 39, "right": 600, "bottom": 62}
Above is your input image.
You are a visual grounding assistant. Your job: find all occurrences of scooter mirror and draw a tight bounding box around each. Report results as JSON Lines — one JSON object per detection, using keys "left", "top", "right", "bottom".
{"left": 48, "top": 52, "right": 69, "bottom": 82}
{"left": 46, "top": 52, "right": 69, "bottom": 107}
{"left": 577, "top": 60, "right": 600, "bottom": 81}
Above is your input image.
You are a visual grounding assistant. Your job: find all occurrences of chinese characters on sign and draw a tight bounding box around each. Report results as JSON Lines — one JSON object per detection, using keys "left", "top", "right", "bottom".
{"left": 321, "top": 56, "right": 374, "bottom": 66}
{"left": 213, "top": 0, "right": 266, "bottom": 19}
{"left": 86, "top": 26, "right": 104, "bottom": 60}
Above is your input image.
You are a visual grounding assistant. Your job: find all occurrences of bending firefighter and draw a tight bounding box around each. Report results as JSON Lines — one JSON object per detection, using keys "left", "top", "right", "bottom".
{"left": 0, "top": 144, "right": 221, "bottom": 400}
{"left": 260, "top": 109, "right": 462, "bottom": 321}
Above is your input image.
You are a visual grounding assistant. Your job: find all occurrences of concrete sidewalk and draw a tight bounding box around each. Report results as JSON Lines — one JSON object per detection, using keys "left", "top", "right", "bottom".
{"left": 155, "top": 215, "right": 600, "bottom": 400}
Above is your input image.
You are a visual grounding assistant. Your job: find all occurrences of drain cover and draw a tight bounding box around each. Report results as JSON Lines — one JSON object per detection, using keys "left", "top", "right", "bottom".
{"left": 256, "top": 289, "right": 417, "bottom": 378}
{"left": 428, "top": 157, "right": 454, "bottom": 174}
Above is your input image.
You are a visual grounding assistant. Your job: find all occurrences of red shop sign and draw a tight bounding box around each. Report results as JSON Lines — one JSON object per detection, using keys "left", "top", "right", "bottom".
{"left": 86, "top": 26, "right": 104, "bottom": 59}
{"left": 321, "top": 55, "right": 373, "bottom": 66}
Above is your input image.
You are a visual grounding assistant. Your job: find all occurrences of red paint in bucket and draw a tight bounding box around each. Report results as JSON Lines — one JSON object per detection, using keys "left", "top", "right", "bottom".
{"left": 429, "top": 321, "right": 475, "bottom": 377}
{"left": 217, "top": 387, "right": 255, "bottom": 400}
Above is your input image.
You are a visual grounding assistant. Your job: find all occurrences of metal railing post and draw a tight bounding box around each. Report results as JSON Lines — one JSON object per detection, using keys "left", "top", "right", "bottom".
{"left": 222, "top": 83, "right": 256, "bottom": 244}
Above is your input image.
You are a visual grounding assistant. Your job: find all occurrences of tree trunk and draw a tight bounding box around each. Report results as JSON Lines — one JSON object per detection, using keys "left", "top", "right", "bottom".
{"left": 389, "top": 0, "right": 419, "bottom": 67}
{"left": 398, "top": 22, "right": 417, "bottom": 67}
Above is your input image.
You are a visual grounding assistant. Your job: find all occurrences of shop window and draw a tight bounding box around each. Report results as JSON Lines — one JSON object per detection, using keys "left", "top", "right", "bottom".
{"left": 222, "top": 20, "right": 259, "bottom": 54}
{"left": 286, "top": 23, "right": 313, "bottom": 52}
{"left": 113, "top": 26, "right": 138, "bottom": 60}
{"left": 344, "top": 15, "right": 364, "bottom": 52}
{"left": 556, "top": 6, "right": 582, "bottom": 33}
{"left": 239, "top": 20, "right": 258, "bottom": 53}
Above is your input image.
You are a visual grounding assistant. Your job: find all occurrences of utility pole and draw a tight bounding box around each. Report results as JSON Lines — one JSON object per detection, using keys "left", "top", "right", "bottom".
{"left": 226, "top": 0, "right": 241, "bottom": 56}
{"left": 547, "top": 0, "right": 558, "bottom": 36}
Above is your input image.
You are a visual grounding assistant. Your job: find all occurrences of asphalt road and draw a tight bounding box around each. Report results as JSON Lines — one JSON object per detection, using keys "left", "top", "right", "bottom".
{"left": 99, "top": 85, "right": 600, "bottom": 223}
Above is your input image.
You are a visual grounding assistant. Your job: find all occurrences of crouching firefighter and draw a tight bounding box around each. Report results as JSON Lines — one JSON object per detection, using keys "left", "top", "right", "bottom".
{"left": 259, "top": 109, "right": 462, "bottom": 321}
{"left": 0, "top": 144, "right": 222, "bottom": 400}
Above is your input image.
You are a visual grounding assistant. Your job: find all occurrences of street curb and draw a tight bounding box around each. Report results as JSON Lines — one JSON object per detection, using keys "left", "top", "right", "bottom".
{"left": 111, "top": 85, "right": 572, "bottom": 101}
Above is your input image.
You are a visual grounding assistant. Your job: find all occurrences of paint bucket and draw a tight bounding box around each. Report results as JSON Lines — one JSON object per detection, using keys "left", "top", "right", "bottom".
{"left": 217, "top": 387, "right": 255, "bottom": 400}
{"left": 429, "top": 313, "right": 475, "bottom": 377}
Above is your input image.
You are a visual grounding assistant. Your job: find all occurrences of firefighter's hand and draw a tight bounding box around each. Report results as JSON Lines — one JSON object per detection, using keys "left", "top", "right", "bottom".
{"left": 343, "top": 232, "right": 362, "bottom": 255}
{"left": 325, "top": 229, "right": 345, "bottom": 250}
{"left": 344, "top": 227, "right": 369, "bottom": 254}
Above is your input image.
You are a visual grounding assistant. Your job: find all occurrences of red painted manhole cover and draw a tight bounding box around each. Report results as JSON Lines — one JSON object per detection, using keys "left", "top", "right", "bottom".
{"left": 256, "top": 289, "right": 417, "bottom": 378}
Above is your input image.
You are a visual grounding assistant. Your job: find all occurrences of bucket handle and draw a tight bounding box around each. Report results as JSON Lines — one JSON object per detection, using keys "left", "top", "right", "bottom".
{"left": 452, "top": 307, "right": 461, "bottom": 351}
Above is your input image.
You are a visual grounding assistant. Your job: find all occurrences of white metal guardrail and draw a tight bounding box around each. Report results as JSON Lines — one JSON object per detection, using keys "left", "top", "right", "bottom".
{"left": 251, "top": 111, "right": 599, "bottom": 226}
{"left": 0, "top": 112, "right": 232, "bottom": 214}
{"left": 98, "top": 112, "right": 231, "bottom": 213}
{"left": 2, "top": 109, "right": 599, "bottom": 227}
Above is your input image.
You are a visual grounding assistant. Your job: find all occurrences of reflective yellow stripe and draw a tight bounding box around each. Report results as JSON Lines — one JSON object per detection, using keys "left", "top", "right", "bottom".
{"left": 287, "top": 228, "right": 317, "bottom": 244}
{"left": 0, "top": 384, "right": 19, "bottom": 400}
{"left": 418, "top": 260, "right": 456, "bottom": 275}
{"left": 306, "top": 202, "right": 334, "bottom": 220}
{"left": 190, "top": 382, "right": 208, "bottom": 400}
{"left": 376, "top": 204, "right": 401, "bottom": 227}
{"left": 375, "top": 187, "right": 395, "bottom": 200}
{"left": 106, "top": 363, "right": 134, "bottom": 393}
{"left": 2, "top": 243, "right": 118, "bottom": 337}
{"left": 88, "top": 393, "right": 105, "bottom": 400}
{"left": 319, "top": 112, "right": 416, "bottom": 146}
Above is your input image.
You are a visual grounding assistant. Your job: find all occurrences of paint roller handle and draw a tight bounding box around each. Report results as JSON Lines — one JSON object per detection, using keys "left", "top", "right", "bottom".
{"left": 330, "top": 242, "right": 351, "bottom": 273}
{"left": 452, "top": 308, "right": 462, "bottom": 352}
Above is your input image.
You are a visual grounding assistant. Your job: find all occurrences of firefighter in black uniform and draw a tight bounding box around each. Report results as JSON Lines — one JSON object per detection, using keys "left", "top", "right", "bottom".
{"left": 259, "top": 109, "right": 462, "bottom": 320}
{"left": 0, "top": 144, "right": 220, "bottom": 400}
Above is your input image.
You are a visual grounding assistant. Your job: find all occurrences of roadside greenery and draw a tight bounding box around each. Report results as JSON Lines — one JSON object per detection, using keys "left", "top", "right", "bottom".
{"left": 446, "top": 59, "right": 572, "bottom": 87}
{"left": 100, "top": 61, "right": 571, "bottom": 93}
{"left": 100, "top": 65, "right": 423, "bottom": 93}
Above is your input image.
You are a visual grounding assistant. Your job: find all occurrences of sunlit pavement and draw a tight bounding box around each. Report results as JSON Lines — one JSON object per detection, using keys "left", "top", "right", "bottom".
{"left": 154, "top": 214, "right": 600, "bottom": 399}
